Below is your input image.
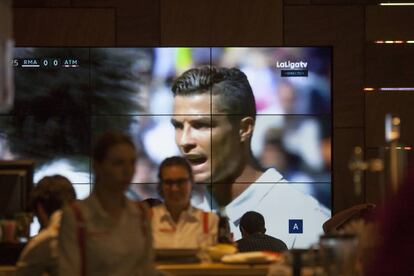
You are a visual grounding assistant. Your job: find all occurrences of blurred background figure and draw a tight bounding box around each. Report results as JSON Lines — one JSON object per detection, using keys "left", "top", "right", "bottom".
{"left": 237, "top": 211, "right": 287, "bottom": 253}
{"left": 16, "top": 175, "right": 76, "bottom": 276}
{"left": 366, "top": 165, "right": 414, "bottom": 276}
{"left": 151, "top": 156, "right": 218, "bottom": 249}
{"left": 58, "top": 132, "right": 158, "bottom": 276}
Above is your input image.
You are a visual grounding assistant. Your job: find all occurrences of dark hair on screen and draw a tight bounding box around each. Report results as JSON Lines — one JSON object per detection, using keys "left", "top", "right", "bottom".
{"left": 93, "top": 131, "right": 136, "bottom": 163}
{"left": 158, "top": 156, "right": 193, "bottom": 182}
{"left": 157, "top": 156, "right": 194, "bottom": 197}
{"left": 239, "top": 211, "right": 266, "bottom": 235}
{"left": 29, "top": 175, "right": 76, "bottom": 217}
{"left": 172, "top": 66, "right": 256, "bottom": 123}
{"left": 141, "top": 198, "right": 163, "bottom": 208}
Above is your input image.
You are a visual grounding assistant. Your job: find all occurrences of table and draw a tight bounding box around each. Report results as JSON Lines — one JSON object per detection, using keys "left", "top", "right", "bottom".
{"left": 0, "top": 266, "right": 15, "bottom": 276}
{"left": 157, "top": 263, "right": 269, "bottom": 276}
{"left": 2, "top": 263, "right": 322, "bottom": 276}
{"left": 156, "top": 262, "right": 323, "bottom": 276}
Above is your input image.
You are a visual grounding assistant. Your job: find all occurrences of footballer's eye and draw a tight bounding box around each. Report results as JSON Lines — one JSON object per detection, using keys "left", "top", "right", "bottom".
{"left": 192, "top": 121, "right": 211, "bottom": 129}
{"left": 171, "top": 119, "right": 183, "bottom": 130}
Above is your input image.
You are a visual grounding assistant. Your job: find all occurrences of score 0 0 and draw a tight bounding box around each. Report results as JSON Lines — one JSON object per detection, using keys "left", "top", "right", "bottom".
{"left": 41, "top": 58, "right": 61, "bottom": 68}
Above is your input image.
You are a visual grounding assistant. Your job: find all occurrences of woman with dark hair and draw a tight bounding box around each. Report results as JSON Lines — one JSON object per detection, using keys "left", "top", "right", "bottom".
{"left": 151, "top": 156, "right": 219, "bottom": 249}
{"left": 58, "top": 132, "right": 158, "bottom": 276}
{"left": 16, "top": 175, "right": 76, "bottom": 276}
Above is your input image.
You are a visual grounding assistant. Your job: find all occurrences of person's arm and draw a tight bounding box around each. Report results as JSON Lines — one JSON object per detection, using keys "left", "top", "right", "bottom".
{"left": 209, "top": 213, "right": 220, "bottom": 245}
{"left": 58, "top": 206, "right": 81, "bottom": 276}
{"left": 15, "top": 236, "right": 55, "bottom": 276}
{"left": 137, "top": 203, "right": 160, "bottom": 276}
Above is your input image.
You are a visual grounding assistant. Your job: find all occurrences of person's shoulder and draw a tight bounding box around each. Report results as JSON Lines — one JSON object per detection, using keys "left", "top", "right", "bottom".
{"left": 146, "top": 203, "right": 168, "bottom": 221}
{"left": 258, "top": 168, "right": 285, "bottom": 183}
{"left": 150, "top": 203, "right": 165, "bottom": 214}
{"left": 235, "top": 237, "right": 248, "bottom": 245}
{"left": 264, "top": 234, "right": 285, "bottom": 243}
{"left": 265, "top": 235, "right": 288, "bottom": 250}
{"left": 192, "top": 206, "right": 219, "bottom": 220}
{"left": 23, "top": 232, "right": 55, "bottom": 253}
{"left": 62, "top": 197, "right": 90, "bottom": 214}
{"left": 127, "top": 198, "right": 155, "bottom": 217}
{"left": 260, "top": 182, "right": 329, "bottom": 217}
{"left": 263, "top": 178, "right": 316, "bottom": 203}
{"left": 60, "top": 196, "right": 95, "bottom": 227}
{"left": 31, "top": 228, "right": 57, "bottom": 245}
{"left": 151, "top": 203, "right": 164, "bottom": 211}
{"left": 260, "top": 169, "right": 318, "bottom": 207}
{"left": 18, "top": 232, "right": 56, "bottom": 264}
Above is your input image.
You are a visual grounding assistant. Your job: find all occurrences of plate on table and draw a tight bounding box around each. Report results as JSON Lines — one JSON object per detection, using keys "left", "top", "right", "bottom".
{"left": 221, "top": 251, "right": 283, "bottom": 264}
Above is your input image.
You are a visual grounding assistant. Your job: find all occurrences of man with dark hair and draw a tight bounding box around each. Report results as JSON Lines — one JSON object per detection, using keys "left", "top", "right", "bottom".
{"left": 171, "top": 66, "right": 260, "bottom": 192}
{"left": 16, "top": 175, "right": 76, "bottom": 276}
{"left": 237, "top": 211, "right": 287, "bottom": 253}
{"left": 171, "top": 66, "right": 329, "bottom": 248}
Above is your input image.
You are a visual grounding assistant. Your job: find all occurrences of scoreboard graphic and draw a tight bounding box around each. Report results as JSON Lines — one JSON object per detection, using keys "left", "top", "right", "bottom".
{"left": 13, "top": 58, "right": 80, "bottom": 68}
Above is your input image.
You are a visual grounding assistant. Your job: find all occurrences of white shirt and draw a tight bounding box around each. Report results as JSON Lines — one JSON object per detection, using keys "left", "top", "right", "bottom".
{"left": 16, "top": 211, "right": 62, "bottom": 276}
{"left": 151, "top": 204, "right": 218, "bottom": 249}
{"left": 226, "top": 168, "right": 330, "bottom": 249}
{"left": 193, "top": 168, "right": 330, "bottom": 249}
{"left": 59, "top": 192, "right": 158, "bottom": 276}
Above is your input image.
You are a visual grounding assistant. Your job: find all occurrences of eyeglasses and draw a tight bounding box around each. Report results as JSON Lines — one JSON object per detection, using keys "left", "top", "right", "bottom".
{"left": 162, "top": 178, "right": 191, "bottom": 187}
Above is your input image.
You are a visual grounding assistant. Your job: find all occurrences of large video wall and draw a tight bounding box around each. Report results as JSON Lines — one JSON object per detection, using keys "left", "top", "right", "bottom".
{"left": 0, "top": 47, "right": 331, "bottom": 248}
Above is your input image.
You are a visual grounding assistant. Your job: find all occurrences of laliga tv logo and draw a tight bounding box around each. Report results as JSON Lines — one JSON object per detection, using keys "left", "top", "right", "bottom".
{"left": 276, "top": 61, "right": 308, "bottom": 70}
{"left": 277, "top": 61, "right": 308, "bottom": 77}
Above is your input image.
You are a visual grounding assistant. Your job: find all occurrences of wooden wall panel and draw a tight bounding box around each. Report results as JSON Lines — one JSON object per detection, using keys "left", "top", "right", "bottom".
{"left": 115, "top": 2, "right": 160, "bottom": 46}
{"left": 160, "top": 0, "right": 283, "bottom": 46}
{"left": 366, "top": 6, "right": 414, "bottom": 41}
{"left": 71, "top": 0, "right": 160, "bottom": 46}
{"left": 13, "top": 8, "right": 116, "bottom": 46}
{"left": 365, "top": 45, "right": 414, "bottom": 87}
{"left": 284, "top": 0, "right": 311, "bottom": 5}
{"left": 13, "top": 0, "right": 71, "bottom": 7}
{"left": 284, "top": 6, "right": 364, "bottom": 129}
{"left": 311, "top": 0, "right": 378, "bottom": 4}
{"left": 0, "top": 0, "right": 12, "bottom": 38}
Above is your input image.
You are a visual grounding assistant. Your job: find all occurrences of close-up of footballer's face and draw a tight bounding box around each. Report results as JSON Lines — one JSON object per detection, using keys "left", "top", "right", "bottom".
{"left": 171, "top": 93, "right": 245, "bottom": 184}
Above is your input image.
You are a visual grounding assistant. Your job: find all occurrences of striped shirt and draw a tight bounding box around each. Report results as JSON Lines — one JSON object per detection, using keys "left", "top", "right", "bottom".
{"left": 237, "top": 233, "right": 288, "bottom": 253}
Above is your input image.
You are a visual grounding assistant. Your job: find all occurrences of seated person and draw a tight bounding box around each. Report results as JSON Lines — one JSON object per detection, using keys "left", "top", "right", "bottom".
{"left": 237, "top": 211, "right": 288, "bottom": 253}
{"left": 151, "top": 156, "right": 219, "bottom": 249}
{"left": 16, "top": 175, "right": 76, "bottom": 276}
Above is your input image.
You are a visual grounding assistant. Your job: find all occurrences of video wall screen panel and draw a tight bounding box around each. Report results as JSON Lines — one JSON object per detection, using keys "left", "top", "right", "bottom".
{"left": 1, "top": 47, "right": 332, "bottom": 248}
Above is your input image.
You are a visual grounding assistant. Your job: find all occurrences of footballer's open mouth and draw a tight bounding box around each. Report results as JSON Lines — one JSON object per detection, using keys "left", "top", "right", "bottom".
{"left": 185, "top": 154, "right": 208, "bottom": 172}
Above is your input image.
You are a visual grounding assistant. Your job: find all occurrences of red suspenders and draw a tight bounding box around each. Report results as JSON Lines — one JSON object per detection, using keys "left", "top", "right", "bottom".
{"left": 202, "top": 211, "right": 209, "bottom": 234}
{"left": 70, "top": 201, "right": 149, "bottom": 276}
{"left": 70, "top": 203, "right": 86, "bottom": 276}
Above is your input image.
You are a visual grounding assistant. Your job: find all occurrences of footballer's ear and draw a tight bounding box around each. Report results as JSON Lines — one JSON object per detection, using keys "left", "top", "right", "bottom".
{"left": 239, "top": 116, "right": 254, "bottom": 142}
